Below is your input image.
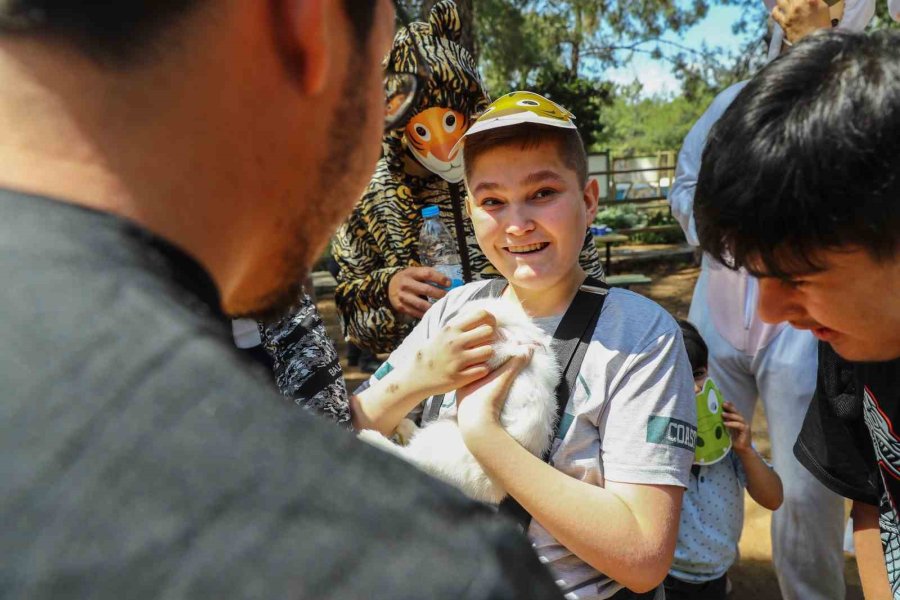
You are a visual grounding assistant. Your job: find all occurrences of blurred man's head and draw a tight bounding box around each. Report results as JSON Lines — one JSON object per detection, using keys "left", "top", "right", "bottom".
{"left": 0, "top": 0, "right": 394, "bottom": 319}
{"left": 694, "top": 30, "right": 900, "bottom": 361}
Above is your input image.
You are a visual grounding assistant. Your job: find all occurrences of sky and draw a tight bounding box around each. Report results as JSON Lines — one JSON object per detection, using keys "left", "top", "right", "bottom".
{"left": 605, "top": 4, "right": 749, "bottom": 97}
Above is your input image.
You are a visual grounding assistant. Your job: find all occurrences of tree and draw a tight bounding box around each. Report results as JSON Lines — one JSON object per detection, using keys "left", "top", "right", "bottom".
{"left": 873, "top": 0, "right": 900, "bottom": 30}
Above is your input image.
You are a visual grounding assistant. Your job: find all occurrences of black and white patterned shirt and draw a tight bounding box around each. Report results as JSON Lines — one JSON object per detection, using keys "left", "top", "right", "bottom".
{"left": 260, "top": 293, "right": 350, "bottom": 427}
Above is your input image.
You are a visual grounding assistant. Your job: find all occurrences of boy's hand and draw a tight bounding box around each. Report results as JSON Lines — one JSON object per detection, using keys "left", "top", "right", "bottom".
{"left": 402, "top": 308, "right": 496, "bottom": 398}
{"left": 388, "top": 267, "right": 451, "bottom": 319}
{"left": 722, "top": 401, "right": 753, "bottom": 454}
{"left": 772, "top": 0, "right": 832, "bottom": 44}
{"left": 456, "top": 348, "right": 532, "bottom": 442}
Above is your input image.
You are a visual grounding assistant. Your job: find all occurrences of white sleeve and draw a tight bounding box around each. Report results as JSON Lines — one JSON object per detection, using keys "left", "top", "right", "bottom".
{"left": 668, "top": 82, "right": 748, "bottom": 247}
{"left": 599, "top": 326, "right": 697, "bottom": 488}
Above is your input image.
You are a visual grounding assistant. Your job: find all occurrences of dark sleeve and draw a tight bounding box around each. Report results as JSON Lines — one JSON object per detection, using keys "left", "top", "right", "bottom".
{"left": 6, "top": 331, "right": 563, "bottom": 600}
{"left": 259, "top": 293, "right": 352, "bottom": 428}
{"left": 794, "top": 342, "right": 881, "bottom": 505}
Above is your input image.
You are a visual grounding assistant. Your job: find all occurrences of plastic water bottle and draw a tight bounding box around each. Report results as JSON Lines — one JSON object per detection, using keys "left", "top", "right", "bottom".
{"left": 418, "top": 205, "right": 464, "bottom": 298}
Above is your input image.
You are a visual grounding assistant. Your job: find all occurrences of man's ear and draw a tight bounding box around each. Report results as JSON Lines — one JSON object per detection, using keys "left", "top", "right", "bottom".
{"left": 273, "top": 0, "right": 331, "bottom": 95}
{"left": 464, "top": 189, "right": 472, "bottom": 217}
{"left": 583, "top": 177, "right": 600, "bottom": 222}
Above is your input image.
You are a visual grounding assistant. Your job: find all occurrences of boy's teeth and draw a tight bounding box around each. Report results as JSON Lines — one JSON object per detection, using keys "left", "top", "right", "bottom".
{"left": 508, "top": 243, "right": 547, "bottom": 253}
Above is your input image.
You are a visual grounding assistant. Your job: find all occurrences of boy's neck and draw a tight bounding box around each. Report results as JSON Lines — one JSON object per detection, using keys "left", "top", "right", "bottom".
{"left": 503, "top": 267, "right": 588, "bottom": 318}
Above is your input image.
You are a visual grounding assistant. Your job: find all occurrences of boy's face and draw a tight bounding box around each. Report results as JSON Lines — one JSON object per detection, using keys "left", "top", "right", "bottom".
{"left": 754, "top": 246, "right": 900, "bottom": 361}
{"left": 465, "top": 141, "right": 598, "bottom": 293}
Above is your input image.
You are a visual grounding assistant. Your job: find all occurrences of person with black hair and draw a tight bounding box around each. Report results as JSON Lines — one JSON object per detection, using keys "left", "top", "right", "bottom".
{"left": 665, "top": 321, "right": 783, "bottom": 600}
{"left": 693, "top": 28, "right": 900, "bottom": 598}
{"left": 665, "top": 2, "right": 869, "bottom": 597}
{"left": 0, "top": 1, "right": 563, "bottom": 598}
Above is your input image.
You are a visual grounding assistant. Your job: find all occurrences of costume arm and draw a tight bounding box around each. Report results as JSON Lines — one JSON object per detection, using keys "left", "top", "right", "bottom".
{"left": 332, "top": 208, "right": 412, "bottom": 354}
{"left": 852, "top": 500, "right": 892, "bottom": 599}
{"left": 578, "top": 228, "right": 606, "bottom": 279}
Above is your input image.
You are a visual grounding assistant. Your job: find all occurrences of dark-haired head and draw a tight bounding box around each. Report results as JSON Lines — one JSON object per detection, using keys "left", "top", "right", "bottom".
{"left": 0, "top": 1, "right": 377, "bottom": 65}
{"left": 694, "top": 29, "right": 900, "bottom": 279}
{"left": 677, "top": 319, "right": 708, "bottom": 375}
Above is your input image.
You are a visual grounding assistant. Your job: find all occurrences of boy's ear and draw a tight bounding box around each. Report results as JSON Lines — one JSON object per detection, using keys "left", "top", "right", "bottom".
{"left": 583, "top": 178, "right": 600, "bottom": 222}
{"left": 464, "top": 191, "right": 472, "bottom": 217}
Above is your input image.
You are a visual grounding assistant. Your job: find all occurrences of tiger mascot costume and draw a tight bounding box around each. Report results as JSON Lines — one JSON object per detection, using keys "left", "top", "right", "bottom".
{"left": 332, "top": 0, "right": 604, "bottom": 354}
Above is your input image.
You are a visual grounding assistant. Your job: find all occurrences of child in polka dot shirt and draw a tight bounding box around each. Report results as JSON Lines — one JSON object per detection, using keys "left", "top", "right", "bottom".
{"left": 664, "top": 321, "right": 784, "bottom": 599}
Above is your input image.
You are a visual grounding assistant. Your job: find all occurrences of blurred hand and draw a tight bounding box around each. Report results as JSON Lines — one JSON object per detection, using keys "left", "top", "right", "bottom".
{"left": 457, "top": 348, "right": 532, "bottom": 442}
{"left": 402, "top": 307, "right": 497, "bottom": 398}
{"left": 773, "top": 0, "right": 833, "bottom": 44}
{"left": 388, "top": 266, "right": 451, "bottom": 319}
{"left": 722, "top": 401, "right": 753, "bottom": 454}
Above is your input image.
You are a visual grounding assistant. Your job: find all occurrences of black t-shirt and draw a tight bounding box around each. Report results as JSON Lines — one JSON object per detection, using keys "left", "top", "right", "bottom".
{"left": 795, "top": 342, "right": 900, "bottom": 591}
{"left": 0, "top": 190, "right": 562, "bottom": 600}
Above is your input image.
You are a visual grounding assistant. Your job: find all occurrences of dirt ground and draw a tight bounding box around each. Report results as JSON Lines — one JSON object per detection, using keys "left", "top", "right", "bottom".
{"left": 319, "top": 261, "right": 863, "bottom": 599}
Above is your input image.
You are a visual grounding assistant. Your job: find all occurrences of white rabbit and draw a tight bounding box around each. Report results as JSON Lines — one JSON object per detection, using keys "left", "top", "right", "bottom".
{"left": 358, "top": 298, "right": 561, "bottom": 504}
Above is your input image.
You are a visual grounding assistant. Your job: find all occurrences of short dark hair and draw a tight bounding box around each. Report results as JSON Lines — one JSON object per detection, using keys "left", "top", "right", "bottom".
{"left": 677, "top": 319, "right": 708, "bottom": 374}
{"left": 463, "top": 123, "right": 588, "bottom": 187}
{"left": 694, "top": 30, "right": 900, "bottom": 278}
{"left": 0, "top": 1, "right": 376, "bottom": 65}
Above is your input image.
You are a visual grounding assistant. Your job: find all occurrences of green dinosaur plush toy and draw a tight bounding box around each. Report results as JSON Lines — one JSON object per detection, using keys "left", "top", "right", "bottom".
{"left": 694, "top": 378, "right": 732, "bottom": 466}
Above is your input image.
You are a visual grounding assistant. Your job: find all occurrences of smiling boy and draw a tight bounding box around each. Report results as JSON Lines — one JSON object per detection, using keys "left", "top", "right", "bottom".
{"left": 352, "top": 92, "right": 696, "bottom": 599}
{"left": 692, "top": 31, "right": 900, "bottom": 597}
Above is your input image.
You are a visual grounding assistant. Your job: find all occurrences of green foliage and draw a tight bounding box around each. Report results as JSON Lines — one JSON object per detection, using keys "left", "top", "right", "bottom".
{"left": 477, "top": 0, "right": 721, "bottom": 90}
{"left": 533, "top": 71, "right": 613, "bottom": 148}
{"left": 873, "top": 1, "right": 900, "bottom": 30}
{"left": 597, "top": 83, "right": 712, "bottom": 155}
{"left": 595, "top": 205, "right": 684, "bottom": 244}
{"left": 594, "top": 204, "right": 643, "bottom": 230}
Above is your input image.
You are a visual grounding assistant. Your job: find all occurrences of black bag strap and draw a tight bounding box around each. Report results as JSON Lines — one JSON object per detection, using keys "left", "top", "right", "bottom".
{"left": 448, "top": 182, "right": 473, "bottom": 283}
{"left": 498, "top": 276, "right": 608, "bottom": 529}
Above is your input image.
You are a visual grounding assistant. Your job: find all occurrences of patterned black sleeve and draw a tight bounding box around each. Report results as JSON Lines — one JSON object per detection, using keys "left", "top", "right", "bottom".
{"left": 260, "top": 293, "right": 351, "bottom": 428}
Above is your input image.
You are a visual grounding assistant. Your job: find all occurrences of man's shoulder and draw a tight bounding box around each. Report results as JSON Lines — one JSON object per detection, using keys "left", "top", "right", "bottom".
{"left": 0, "top": 206, "right": 563, "bottom": 598}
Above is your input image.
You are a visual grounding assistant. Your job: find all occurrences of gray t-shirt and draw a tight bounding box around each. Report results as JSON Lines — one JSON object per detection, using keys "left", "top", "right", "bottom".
{"left": 369, "top": 280, "right": 697, "bottom": 599}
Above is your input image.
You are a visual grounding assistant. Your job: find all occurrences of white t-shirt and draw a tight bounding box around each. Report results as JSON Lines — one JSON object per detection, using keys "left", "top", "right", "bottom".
{"left": 368, "top": 280, "right": 697, "bottom": 600}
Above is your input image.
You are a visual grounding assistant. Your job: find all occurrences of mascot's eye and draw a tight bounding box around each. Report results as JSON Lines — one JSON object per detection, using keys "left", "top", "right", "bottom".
{"left": 443, "top": 112, "right": 457, "bottom": 132}
{"left": 517, "top": 99, "right": 540, "bottom": 107}
{"left": 414, "top": 124, "right": 431, "bottom": 141}
{"left": 708, "top": 397, "right": 719, "bottom": 414}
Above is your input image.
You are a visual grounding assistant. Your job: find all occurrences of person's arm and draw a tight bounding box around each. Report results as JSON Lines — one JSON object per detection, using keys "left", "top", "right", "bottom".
{"left": 455, "top": 357, "right": 682, "bottom": 592}
{"left": 332, "top": 208, "right": 410, "bottom": 354}
{"left": 852, "top": 500, "right": 892, "bottom": 599}
{"left": 771, "top": 0, "right": 832, "bottom": 46}
{"left": 350, "top": 306, "right": 496, "bottom": 435}
{"left": 667, "top": 85, "right": 746, "bottom": 247}
{"left": 722, "top": 401, "right": 784, "bottom": 510}
{"left": 332, "top": 194, "right": 454, "bottom": 352}
{"left": 459, "top": 322, "right": 695, "bottom": 592}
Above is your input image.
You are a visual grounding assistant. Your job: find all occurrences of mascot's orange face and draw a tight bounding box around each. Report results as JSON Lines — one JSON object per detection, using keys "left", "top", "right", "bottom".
{"left": 405, "top": 107, "right": 467, "bottom": 183}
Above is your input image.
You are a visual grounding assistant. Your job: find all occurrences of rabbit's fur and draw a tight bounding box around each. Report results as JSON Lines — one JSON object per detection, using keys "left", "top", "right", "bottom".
{"left": 358, "top": 298, "right": 561, "bottom": 504}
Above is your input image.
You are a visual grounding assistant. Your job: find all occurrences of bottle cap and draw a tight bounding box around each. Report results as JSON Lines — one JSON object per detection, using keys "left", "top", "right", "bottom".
{"left": 421, "top": 205, "right": 440, "bottom": 218}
